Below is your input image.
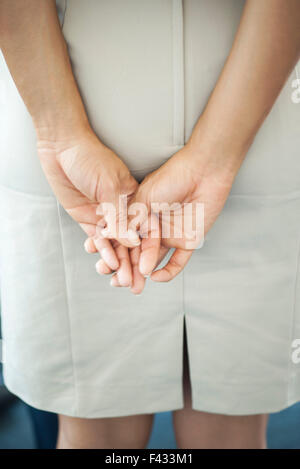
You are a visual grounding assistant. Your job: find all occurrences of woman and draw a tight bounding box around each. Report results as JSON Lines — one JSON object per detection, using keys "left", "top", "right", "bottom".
{"left": 0, "top": 0, "right": 299, "bottom": 449}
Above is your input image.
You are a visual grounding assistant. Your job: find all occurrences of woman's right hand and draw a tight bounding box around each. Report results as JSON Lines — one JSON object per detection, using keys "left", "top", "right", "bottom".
{"left": 37, "top": 127, "right": 140, "bottom": 276}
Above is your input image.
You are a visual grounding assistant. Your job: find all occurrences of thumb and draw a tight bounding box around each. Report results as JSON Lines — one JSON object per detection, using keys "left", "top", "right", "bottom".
{"left": 127, "top": 182, "right": 162, "bottom": 277}
{"left": 97, "top": 192, "right": 141, "bottom": 248}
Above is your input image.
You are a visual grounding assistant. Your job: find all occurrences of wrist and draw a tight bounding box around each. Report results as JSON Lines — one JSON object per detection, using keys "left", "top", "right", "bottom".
{"left": 36, "top": 121, "right": 100, "bottom": 161}
{"left": 186, "top": 114, "right": 253, "bottom": 179}
{"left": 34, "top": 111, "right": 91, "bottom": 142}
{"left": 33, "top": 76, "right": 91, "bottom": 143}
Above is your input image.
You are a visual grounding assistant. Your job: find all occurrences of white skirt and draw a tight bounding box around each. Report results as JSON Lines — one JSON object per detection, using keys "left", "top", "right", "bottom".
{"left": 0, "top": 0, "right": 300, "bottom": 418}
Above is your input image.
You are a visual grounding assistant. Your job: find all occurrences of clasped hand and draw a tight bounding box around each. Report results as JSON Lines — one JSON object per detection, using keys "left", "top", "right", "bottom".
{"left": 38, "top": 126, "right": 239, "bottom": 295}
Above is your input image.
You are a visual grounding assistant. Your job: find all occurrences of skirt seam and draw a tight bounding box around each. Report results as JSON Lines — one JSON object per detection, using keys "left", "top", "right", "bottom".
{"left": 0, "top": 183, "right": 55, "bottom": 201}
{"left": 228, "top": 189, "right": 300, "bottom": 200}
{"left": 55, "top": 201, "right": 78, "bottom": 416}
{"left": 172, "top": 0, "right": 185, "bottom": 146}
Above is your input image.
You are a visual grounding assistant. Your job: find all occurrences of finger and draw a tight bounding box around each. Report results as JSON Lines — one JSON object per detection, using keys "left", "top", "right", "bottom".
{"left": 91, "top": 237, "right": 134, "bottom": 284}
{"left": 155, "top": 245, "right": 170, "bottom": 268}
{"left": 130, "top": 246, "right": 146, "bottom": 295}
{"left": 93, "top": 236, "right": 119, "bottom": 271}
{"left": 98, "top": 198, "right": 141, "bottom": 248}
{"left": 110, "top": 273, "right": 121, "bottom": 287}
{"left": 80, "top": 222, "right": 97, "bottom": 238}
{"left": 84, "top": 238, "right": 98, "bottom": 254}
{"left": 115, "top": 244, "right": 133, "bottom": 287}
{"left": 69, "top": 203, "right": 100, "bottom": 226}
{"left": 81, "top": 218, "right": 106, "bottom": 253}
{"left": 95, "top": 258, "right": 113, "bottom": 275}
{"left": 101, "top": 227, "right": 141, "bottom": 248}
{"left": 138, "top": 214, "right": 161, "bottom": 276}
{"left": 150, "top": 248, "right": 193, "bottom": 282}
{"left": 106, "top": 183, "right": 150, "bottom": 249}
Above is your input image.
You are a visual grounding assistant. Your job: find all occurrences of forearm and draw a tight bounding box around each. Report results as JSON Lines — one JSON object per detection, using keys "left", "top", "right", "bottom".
{"left": 0, "top": 0, "right": 89, "bottom": 140}
{"left": 190, "top": 0, "right": 300, "bottom": 161}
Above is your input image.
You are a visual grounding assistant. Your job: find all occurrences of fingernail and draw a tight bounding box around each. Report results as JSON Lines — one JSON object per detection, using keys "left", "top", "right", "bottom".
{"left": 131, "top": 289, "right": 142, "bottom": 296}
{"left": 95, "top": 260, "right": 106, "bottom": 275}
{"left": 84, "top": 239, "right": 92, "bottom": 253}
{"left": 101, "top": 248, "right": 119, "bottom": 271}
{"left": 127, "top": 229, "right": 140, "bottom": 246}
{"left": 110, "top": 276, "right": 118, "bottom": 287}
{"left": 101, "top": 228, "right": 110, "bottom": 238}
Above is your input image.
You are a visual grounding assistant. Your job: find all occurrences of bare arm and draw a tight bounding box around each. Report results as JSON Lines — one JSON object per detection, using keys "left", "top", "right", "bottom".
{"left": 123, "top": 0, "right": 300, "bottom": 283}
{"left": 189, "top": 0, "right": 300, "bottom": 167}
{"left": 0, "top": 0, "right": 140, "bottom": 274}
{"left": 0, "top": 0, "right": 89, "bottom": 140}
